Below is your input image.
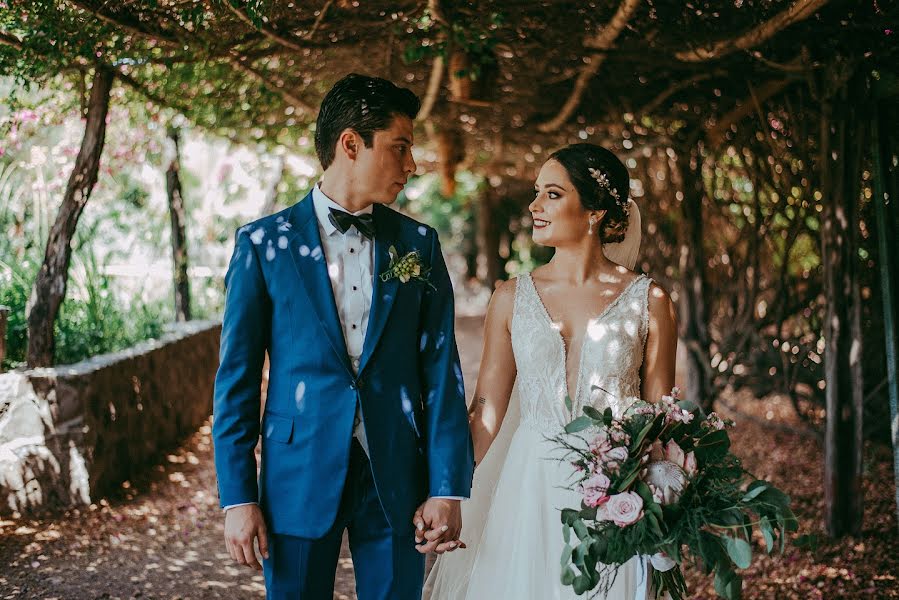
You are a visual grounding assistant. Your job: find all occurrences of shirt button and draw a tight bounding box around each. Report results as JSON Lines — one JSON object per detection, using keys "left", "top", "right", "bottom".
{"left": 350, "top": 248, "right": 355, "bottom": 254}
{"left": 352, "top": 324, "right": 357, "bottom": 330}
{"left": 353, "top": 286, "right": 358, "bottom": 291}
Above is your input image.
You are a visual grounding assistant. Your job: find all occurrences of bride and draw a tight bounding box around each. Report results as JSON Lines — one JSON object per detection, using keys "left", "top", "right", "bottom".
{"left": 422, "top": 143, "right": 678, "bottom": 599}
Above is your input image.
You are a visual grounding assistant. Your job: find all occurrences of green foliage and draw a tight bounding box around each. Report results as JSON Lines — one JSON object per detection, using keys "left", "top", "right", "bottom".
{"left": 0, "top": 247, "right": 170, "bottom": 369}
{"left": 552, "top": 401, "right": 798, "bottom": 600}
{"left": 403, "top": 10, "right": 505, "bottom": 81}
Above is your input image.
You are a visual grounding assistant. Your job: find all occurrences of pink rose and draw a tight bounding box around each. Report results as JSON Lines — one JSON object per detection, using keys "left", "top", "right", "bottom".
{"left": 604, "top": 446, "right": 629, "bottom": 463}
{"left": 602, "top": 492, "right": 644, "bottom": 527}
{"left": 581, "top": 473, "right": 611, "bottom": 507}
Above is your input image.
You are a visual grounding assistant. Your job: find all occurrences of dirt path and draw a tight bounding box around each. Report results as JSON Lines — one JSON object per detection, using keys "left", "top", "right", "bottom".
{"left": 2, "top": 314, "right": 897, "bottom": 599}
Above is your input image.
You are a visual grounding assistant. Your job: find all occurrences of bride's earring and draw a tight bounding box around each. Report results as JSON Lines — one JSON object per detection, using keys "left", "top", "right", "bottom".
{"left": 588, "top": 216, "right": 597, "bottom": 235}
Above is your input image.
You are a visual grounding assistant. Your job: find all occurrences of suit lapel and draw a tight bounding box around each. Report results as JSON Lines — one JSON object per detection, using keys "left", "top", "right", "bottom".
{"left": 358, "top": 205, "right": 400, "bottom": 373}
{"left": 286, "top": 193, "right": 352, "bottom": 373}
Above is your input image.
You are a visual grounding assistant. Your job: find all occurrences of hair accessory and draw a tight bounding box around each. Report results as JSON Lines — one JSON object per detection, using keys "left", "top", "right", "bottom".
{"left": 588, "top": 167, "right": 624, "bottom": 205}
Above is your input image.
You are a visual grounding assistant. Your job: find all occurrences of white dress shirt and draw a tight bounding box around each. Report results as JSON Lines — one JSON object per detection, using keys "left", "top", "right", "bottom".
{"left": 311, "top": 183, "right": 374, "bottom": 455}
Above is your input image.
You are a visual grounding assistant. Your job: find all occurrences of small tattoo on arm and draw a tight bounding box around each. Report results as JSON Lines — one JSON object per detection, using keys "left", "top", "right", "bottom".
{"left": 477, "top": 397, "right": 487, "bottom": 405}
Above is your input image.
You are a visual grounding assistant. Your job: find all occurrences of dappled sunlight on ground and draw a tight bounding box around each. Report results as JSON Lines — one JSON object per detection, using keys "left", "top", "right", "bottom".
{"left": 1, "top": 316, "right": 896, "bottom": 599}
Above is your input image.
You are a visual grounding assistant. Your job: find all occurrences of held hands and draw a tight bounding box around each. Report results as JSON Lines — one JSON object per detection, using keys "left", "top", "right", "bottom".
{"left": 412, "top": 498, "right": 466, "bottom": 554}
{"left": 224, "top": 504, "right": 269, "bottom": 570}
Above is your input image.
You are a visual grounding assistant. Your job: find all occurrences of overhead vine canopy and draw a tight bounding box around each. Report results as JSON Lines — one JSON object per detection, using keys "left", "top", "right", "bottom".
{"left": 1, "top": 0, "right": 895, "bottom": 161}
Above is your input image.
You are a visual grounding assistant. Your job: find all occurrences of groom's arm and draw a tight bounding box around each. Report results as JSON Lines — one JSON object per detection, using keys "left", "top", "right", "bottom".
{"left": 419, "top": 229, "right": 475, "bottom": 499}
{"left": 212, "top": 228, "right": 270, "bottom": 508}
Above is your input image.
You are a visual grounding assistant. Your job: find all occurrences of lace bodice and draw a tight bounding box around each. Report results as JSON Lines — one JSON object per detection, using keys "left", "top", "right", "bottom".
{"left": 511, "top": 272, "right": 653, "bottom": 433}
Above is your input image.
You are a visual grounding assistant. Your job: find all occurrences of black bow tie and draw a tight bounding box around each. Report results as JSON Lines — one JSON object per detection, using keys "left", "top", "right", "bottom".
{"left": 328, "top": 208, "right": 376, "bottom": 239}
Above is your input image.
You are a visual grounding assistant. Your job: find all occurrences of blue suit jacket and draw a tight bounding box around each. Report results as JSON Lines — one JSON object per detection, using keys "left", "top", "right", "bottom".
{"left": 212, "top": 192, "right": 474, "bottom": 538}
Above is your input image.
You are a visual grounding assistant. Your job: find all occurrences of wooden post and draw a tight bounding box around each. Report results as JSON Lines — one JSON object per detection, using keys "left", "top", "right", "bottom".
{"left": 871, "top": 91, "right": 899, "bottom": 532}
{"left": 26, "top": 65, "right": 115, "bottom": 367}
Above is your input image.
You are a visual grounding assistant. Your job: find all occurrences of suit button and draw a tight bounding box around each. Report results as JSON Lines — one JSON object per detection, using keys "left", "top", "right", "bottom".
{"left": 350, "top": 383, "right": 357, "bottom": 390}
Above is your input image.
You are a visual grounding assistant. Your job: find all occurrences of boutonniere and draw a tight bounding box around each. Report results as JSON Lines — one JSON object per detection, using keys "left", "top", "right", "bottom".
{"left": 380, "top": 245, "right": 436, "bottom": 290}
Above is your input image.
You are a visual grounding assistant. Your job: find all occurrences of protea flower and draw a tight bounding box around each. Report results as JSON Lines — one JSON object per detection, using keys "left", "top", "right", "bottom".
{"left": 643, "top": 439, "right": 697, "bottom": 505}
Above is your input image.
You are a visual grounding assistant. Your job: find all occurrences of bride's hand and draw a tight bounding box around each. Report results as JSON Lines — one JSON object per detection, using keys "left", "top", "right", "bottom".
{"left": 412, "top": 498, "right": 466, "bottom": 554}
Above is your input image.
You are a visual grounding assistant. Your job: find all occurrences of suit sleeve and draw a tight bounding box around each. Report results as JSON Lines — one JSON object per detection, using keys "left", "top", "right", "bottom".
{"left": 212, "top": 228, "right": 271, "bottom": 508}
{"left": 419, "top": 229, "right": 475, "bottom": 498}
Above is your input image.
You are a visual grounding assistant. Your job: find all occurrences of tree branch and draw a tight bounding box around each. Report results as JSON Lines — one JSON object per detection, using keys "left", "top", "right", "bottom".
{"left": 538, "top": 0, "right": 642, "bottom": 132}
{"left": 228, "top": 53, "right": 315, "bottom": 115}
{"left": 0, "top": 30, "right": 23, "bottom": 51}
{"left": 675, "top": 0, "right": 828, "bottom": 62}
{"left": 706, "top": 78, "right": 792, "bottom": 145}
{"left": 417, "top": 0, "right": 447, "bottom": 122}
{"left": 66, "top": 0, "right": 182, "bottom": 47}
{"left": 224, "top": 0, "right": 331, "bottom": 52}
{"left": 305, "top": 0, "right": 334, "bottom": 41}
{"left": 637, "top": 72, "right": 718, "bottom": 116}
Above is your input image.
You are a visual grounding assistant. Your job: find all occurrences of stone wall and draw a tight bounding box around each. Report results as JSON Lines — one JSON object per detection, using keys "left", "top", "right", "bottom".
{"left": 0, "top": 320, "right": 221, "bottom": 516}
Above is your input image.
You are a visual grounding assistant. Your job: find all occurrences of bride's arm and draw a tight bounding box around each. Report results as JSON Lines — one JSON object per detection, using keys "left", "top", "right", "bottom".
{"left": 641, "top": 282, "right": 679, "bottom": 403}
{"left": 468, "top": 278, "right": 518, "bottom": 466}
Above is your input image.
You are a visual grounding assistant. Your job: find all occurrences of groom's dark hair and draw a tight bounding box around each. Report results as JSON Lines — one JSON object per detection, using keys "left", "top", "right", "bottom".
{"left": 315, "top": 73, "right": 421, "bottom": 169}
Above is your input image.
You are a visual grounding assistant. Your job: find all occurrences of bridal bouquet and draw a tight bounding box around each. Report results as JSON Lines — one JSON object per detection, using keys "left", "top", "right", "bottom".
{"left": 552, "top": 389, "right": 797, "bottom": 600}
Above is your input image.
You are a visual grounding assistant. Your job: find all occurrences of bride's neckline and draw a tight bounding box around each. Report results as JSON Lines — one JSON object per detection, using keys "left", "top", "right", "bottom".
{"left": 525, "top": 272, "right": 645, "bottom": 411}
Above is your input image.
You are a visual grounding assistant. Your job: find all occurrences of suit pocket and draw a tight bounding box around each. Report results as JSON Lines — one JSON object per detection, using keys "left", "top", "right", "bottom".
{"left": 263, "top": 414, "right": 294, "bottom": 443}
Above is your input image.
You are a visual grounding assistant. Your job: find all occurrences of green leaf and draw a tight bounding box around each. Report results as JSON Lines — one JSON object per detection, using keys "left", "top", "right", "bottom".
{"left": 573, "top": 574, "right": 592, "bottom": 595}
{"left": 564, "top": 395, "right": 573, "bottom": 412}
{"left": 583, "top": 405, "right": 603, "bottom": 420}
{"left": 561, "top": 543, "right": 573, "bottom": 568}
{"left": 573, "top": 541, "right": 588, "bottom": 566}
{"left": 563, "top": 523, "right": 571, "bottom": 545}
{"left": 694, "top": 429, "right": 731, "bottom": 462}
{"left": 634, "top": 480, "right": 653, "bottom": 504}
{"left": 646, "top": 512, "right": 664, "bottom": 539}
{"left": 633, "top": 418, "right": 655, "bottom": 449}
{"left": 741, "top": 483, "right": 768, "bottom": 502}
{"left": 724, "top": 535, "right": 752, "bottom": 569}
{"left": 561, "top": 508, "right": 580, "bottom": 525}
{"left": 615, "top": 466, "right": 642, "bottom": 492}
{"left": 714, "top": 567, "right": 742, "bottom": 600}
{"left": 579, "top": 505, "right": 598, "bottom": 521}
{"left": 565, "top": 416, "right": 594, "bottom": 434}
{"left": 573, "top": 519, "right": 589, "bottom": 540}
{"left": 603, "top": 407, "right": 614, "bottom": 426}
{"left": 561, "top": 566, "right": 576, "bottom": 586}
{"left": 759, "top": 516, "right": 775, "bottom": 553}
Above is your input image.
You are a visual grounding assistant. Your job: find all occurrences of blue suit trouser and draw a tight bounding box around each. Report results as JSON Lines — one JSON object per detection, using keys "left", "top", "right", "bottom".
{"left": 263, "top": 439, "right": 425, "bottom": 599}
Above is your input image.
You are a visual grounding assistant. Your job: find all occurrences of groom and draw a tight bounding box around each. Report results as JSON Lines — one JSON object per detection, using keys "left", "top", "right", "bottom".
{"left": 212, "top": 73, "right": 474, "bottom": 599}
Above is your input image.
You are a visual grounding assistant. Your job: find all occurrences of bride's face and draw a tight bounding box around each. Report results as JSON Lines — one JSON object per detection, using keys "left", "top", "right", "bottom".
{"left": 529, "top": 160, "right": 597, "bottom": 247}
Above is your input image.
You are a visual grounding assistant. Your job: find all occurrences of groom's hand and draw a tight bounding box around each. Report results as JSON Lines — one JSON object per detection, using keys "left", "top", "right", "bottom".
{"left": 224, "top": 504, "right": 269, "bottom": 570}
{"left": 412, "top": 498, "right": 464, "bottom": 554}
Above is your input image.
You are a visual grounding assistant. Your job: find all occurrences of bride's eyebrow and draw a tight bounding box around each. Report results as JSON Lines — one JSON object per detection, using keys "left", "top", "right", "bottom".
{"left": 540, "top": 183, "right": 566, "bottom": 191}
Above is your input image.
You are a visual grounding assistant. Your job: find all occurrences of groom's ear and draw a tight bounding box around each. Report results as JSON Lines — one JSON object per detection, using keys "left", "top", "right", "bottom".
{"left": 338, "top": 129, "right": 360, "bottom": 161}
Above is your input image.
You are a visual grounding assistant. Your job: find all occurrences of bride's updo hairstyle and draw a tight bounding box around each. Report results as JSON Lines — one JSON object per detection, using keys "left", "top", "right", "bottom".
{"left": 547, "top": 143, "right": 630, "bottom": 244}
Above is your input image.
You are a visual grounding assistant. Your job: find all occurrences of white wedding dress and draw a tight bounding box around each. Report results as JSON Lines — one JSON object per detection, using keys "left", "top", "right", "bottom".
{"left": 424, "top": 270, "right": 655, "bottom": 600}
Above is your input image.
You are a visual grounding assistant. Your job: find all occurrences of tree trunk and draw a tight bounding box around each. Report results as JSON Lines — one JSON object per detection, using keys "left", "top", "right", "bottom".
{"left": 25, "top": 65, "right": 115, "bottom": 368}
{"left": 675, "top": 145, "right": 714, "bottom": 411}
{"left": 260, "top": 155, "right": 285, "bottom": 217}
{"left": 478, "top": 183, "right": 503, "bottom": 289}
{"left": 821, "top": 81, "right": 866, "bottom": 538}
{"left": 0, "top": 305, "right": 9, "bottom": 371}
{"left": 166, "top": 128, "right": 191, "bottom": 322}
{"left": 870, "top": 95, "right": 899, "bottom": 533}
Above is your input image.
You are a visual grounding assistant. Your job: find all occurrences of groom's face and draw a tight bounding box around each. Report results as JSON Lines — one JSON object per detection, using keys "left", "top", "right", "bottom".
{"left": 353, "top": 115, "right": 417, "bottom": 205}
